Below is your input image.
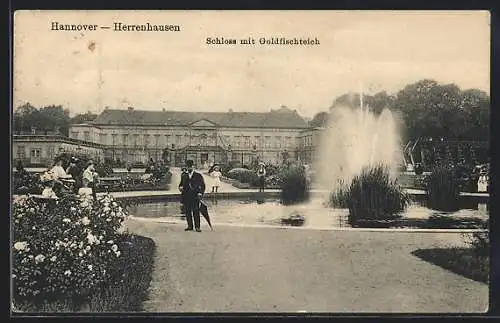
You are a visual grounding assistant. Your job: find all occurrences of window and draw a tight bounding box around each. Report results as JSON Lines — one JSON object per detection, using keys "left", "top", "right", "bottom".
{"left": 133, "top": 134, "right": 139, "bottom": 146}
{"left": 285, "top": 136, "right": 292, "bottom": 148}
{"left": 254, "top": 136, "right": 260, "bottom": 147}
{"left": 99, "top": 133, "right": 106, "bottom": 144}
{"left": 144, "top": 134, "right": 150, "bottom": 146}
{"left": 165, "top": 135, "right": 170, "bottom": 145}
{"left": 224, "top": 135, "right": 231, "bottom": 145}
{"left": 154, "top": 134, "right": 160, "bottom": 147}
{"left": 71, "top": 132, "right": 79, "bottom": 139}
{"left": 244, "top": 136, "right": 251, "bottom": 148}
{"left": 17, "top": 145, "right": 25, "bottom": 159}
{"left": 84, "top": 131, "right": 90, "bottom": 141}
{"left": 30, "top": 149, "right": 41, "bottom": 158}
{"left": 176, "top": 135, "right": 182, "bottom": 145}
{"left": 48, "top": 146, "right": 55, "bottom": 159}
{"left": 200, "top": 134, "right": 208, "bottom": 146}
{"left": 122, "top": 134, "right": 128, "bottom": 146}
{"left": 265, "top": 136, "right": 271, "bottom": 148}
{"left": 112, "top": 134, "right": 117, "bottom": 146}
{"left": 275, "top": 136, "right": 282, "bottom": 148}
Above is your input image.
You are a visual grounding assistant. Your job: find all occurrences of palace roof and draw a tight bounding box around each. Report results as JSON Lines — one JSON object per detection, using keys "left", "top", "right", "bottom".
{"left": 90, "top": 107, "right": 310, "bottom": 129}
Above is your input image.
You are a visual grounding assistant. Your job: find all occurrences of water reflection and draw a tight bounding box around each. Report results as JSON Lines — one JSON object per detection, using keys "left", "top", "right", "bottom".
{"left": 126, "top": 196, "right": 488, "bottom": 229}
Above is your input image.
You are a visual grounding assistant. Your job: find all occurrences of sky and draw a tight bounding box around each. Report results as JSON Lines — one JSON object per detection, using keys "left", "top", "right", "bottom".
{"left": 13, "top": 10, "right": 490, "bottom": 118}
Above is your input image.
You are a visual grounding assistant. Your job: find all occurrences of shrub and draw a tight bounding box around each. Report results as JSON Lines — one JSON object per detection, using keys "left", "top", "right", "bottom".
{"left": 265, "top": 175, "right": 282, "bottom": 188}
{"left": 280, "top": 166, "right": 309, "bottom": 205}
{"left": 13, "top": 173, "right": 43, "bottom": 195}
{"left": 227, "top": 168, "right": 259, "bottom": 184}
{"left": 264, "top": 163, "right": 282, "bottom": 177}
{"left": 86, "top": 233, "right": 156, "bottom": 312}
{"left": 12, "top": 194, "right": 128, "bottom": 307}
{"left": 331, "top": 164, "right": 410, "bottom": 225}
{"left": 13, "top": 233, "right": 156, "bottom": 312}
{"left": 426, "top": 165, "right": 460, "bottom": 212}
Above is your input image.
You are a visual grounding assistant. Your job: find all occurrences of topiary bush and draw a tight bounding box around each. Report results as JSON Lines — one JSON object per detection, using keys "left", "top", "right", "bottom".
{"left": 227, "top": 168, "right": 259, "bottom": 184}
{"left": 12, "top": 194, "right": 129, "bottom": 308}
{"left": 280, "top": 165, "right": 310, "bottom": 205}
{"left": 426, "top": 165, "right": 460, "bottom": 212}
{"left": 331, "top": 164, "right": 410, "bottom": 226}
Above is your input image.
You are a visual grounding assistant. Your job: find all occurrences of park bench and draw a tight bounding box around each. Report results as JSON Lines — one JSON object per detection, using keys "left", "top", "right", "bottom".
{"left": 97, "top": 177, "right": 124, "bottom": 191}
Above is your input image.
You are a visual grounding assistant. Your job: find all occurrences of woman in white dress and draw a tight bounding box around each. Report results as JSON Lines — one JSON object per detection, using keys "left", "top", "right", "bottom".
{"left": 210, "top": 165, "right": 222, "bottom": 193}
{"left": 78, "top": 178, "right": 93, "bottom": 198}
{"left": 82, "top": 161, "right": 98, "bottom": 200}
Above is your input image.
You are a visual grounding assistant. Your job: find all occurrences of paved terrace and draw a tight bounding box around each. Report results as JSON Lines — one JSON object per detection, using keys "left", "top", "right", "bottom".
{"left": 126, "top": 220, "right": 489, "bottom": 313}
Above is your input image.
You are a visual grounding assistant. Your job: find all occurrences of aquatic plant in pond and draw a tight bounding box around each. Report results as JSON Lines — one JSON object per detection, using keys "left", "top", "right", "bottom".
{"left": 280, "top": 166, "right": 310, "bottom": 205}
{"left": 328, "top": 179, "right": 349, "bottom": 208}
{"left": 330, "top": 164, "right": 410, "bottom": 225}
{"left": 426, "top": 165, "right": 460, "bottom": 212}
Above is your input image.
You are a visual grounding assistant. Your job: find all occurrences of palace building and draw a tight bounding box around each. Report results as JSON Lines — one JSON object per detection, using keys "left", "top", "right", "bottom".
{"left": 68, "top": 106, "right": 321, "bottom": 167}
{"left": 13, "top": 133, "right": 105, "bottom": 167}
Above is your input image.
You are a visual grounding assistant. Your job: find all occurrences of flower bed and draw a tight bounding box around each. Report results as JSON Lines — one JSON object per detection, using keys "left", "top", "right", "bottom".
{"left": 13, "top": 172, "right": 43, "bottom": 195}
{"left": 11, "top": 194, "right": 155, "bottom": 312}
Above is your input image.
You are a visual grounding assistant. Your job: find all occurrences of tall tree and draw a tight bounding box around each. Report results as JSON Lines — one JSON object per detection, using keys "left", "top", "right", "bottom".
{"left": 393, "top": 79, "right": 490, "bottom": 142}
{"left": 13, "top": 103, "right": 42, "bottom": 134}
{"left": 13, "top": 104, "right": 71, "bottom": 136}
{"left": 71, "top": 111, "right": 98, "bottom": 124}
{"left": 309, "top": 111, "right": 330, "bottom": 127}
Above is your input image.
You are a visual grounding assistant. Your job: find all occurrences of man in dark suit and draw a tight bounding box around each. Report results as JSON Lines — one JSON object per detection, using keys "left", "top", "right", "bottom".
{"left": 178, "top": 159, "right": 206, "bottom": 232}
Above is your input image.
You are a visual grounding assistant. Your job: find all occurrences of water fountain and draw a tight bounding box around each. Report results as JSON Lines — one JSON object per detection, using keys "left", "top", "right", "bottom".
{"left": 314, "top": 84, "right": 402, "bottom": 195}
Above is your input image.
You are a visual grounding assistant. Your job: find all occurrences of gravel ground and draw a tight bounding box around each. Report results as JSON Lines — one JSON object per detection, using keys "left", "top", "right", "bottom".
{"left": 126, "top": 220, "right": 488, "bottom": 313}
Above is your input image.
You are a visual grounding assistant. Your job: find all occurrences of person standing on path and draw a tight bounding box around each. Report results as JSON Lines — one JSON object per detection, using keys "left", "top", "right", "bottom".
{"left": 210, "top": 165, "right": 222, "bottom": 193}
{"left": 178, "top": 160, "right": 206, "bottom": 232}
{"left": 257, "top": 162, "right": 266, "bottom": 192}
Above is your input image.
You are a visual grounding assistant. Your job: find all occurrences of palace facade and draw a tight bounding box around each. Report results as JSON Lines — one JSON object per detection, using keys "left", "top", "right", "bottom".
{"left": 13, "top": 134, "right": 105, "bottom": 167}
{"left": 68, "top": 106, "right": 322, "bottom": 167}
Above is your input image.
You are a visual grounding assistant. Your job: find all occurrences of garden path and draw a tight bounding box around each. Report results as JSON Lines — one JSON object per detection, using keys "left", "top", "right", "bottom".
{"left": 127, "top": 220, "right": 488, "bottom": 313}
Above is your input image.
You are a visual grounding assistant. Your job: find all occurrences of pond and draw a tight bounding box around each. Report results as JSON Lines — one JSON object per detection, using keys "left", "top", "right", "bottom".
{"left": 126, "top": 195, "right": 489, "bottom": 229}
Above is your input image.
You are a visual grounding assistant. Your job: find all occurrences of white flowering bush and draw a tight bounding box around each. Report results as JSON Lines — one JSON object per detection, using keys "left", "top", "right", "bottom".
{"left": 12, "top": 194, "right": 129, "bottom": 305}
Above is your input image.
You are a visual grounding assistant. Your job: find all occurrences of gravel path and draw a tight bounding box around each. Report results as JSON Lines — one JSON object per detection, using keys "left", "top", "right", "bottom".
{"left": 126, "top": 220, "right": 488, "bottom": 313}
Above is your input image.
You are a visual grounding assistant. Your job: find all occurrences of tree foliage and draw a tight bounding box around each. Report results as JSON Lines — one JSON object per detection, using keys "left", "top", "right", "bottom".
{"left": 71, "top": 112, "right": 98, "bottom": 124}
{"left": 327, "top": 80, "right": 489, "bottom": 142}
{"left": 13, "top": 104, "right": 98, "bottom": 137}
{"left": 309, "top": 111, "right": 330, "bottom": 127}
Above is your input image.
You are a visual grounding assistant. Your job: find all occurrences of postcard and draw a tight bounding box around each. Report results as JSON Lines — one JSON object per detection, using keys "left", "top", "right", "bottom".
{"left": 12, "top": 10, "right": 490, "bottom": 314}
